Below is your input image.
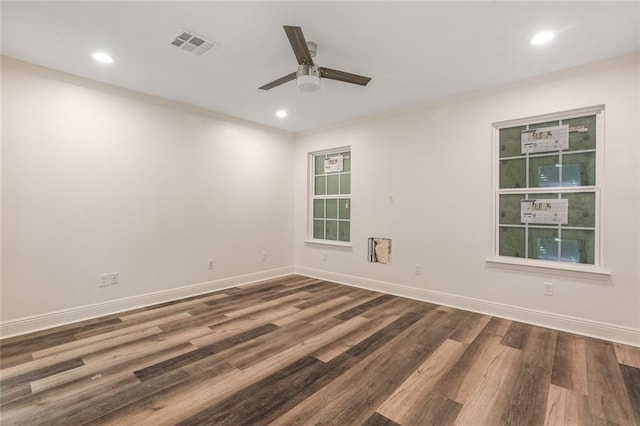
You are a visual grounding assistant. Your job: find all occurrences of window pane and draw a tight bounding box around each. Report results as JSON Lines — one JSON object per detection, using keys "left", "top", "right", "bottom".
{"left": 499, "top": 194, "right": 523, "bottom": 225}
{"left": 530, "top": 155, "right": 560, "bottom": 188}
{"left": 562, "top": 192, "right": 595, "bottom": 228}
{"left": 338, "top": 221, "right": 350, "bottom": 242}
{"left": 340, "top": 173, "right": 351, "bottom": 194}
{"left": 315, "top": 176, "right": 326, "bottom": 195}
{"left": 313, "top": 220, "right": 324, "bottom": 239}
{"left": 313, "top": 199, "right": 325, "bottom": 219}
{"left": 562, "top": 229, "right": 595, "bottom": 265}
{"left": 528, "top": 228, "right": 559, "bottom": 261}
{"left": 499, "top": 126, "right": 526, "bottom": 158}
{"left": 500, "top": 158, "right": 526, "bottom": 188}
{"left": 562, "top": 152, "right": 596, "bottom": 186}
{"left": 326, "top": 220, "right": 338, "bottom": 240}
{"left": 340, "top": 151, "right": 351, "bottom": 172}
{"left": 327, "top": 175, "right": 339, "bottom": 194}
{"left": 326, "top": 199, "right": 338, "bottom": 219}
{"left": 339, "top": 199, "right": 351, "bottom": 220}
{"left": 564, "top": 115, "right": 596, "bottom": 151}
{"left": 499, "top": 227, "right": 525, "bottom": 258}
{"left": 315, "top": 155, "right": 325, "bottom": 175}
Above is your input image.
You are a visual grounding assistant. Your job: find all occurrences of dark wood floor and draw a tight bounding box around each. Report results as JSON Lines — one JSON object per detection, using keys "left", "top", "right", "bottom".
{"left": 1, "top": 275, "right": 639, "bottom": 425}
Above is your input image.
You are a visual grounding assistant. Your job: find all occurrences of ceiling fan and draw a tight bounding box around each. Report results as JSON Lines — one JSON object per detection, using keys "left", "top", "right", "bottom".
{"left": 259, "top": 25, "right": 371, "bottom": 92}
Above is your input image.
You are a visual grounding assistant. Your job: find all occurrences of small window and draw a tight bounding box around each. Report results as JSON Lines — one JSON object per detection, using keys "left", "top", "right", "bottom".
{"left": 309, "top": 148, "right": 351, "bottom": 243}
{"left": 494, "top": 106, "right": 603, "bottom": 266}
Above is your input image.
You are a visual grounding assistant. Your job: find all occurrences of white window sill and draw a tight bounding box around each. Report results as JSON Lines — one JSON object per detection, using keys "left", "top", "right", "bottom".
{"left": 486, "top": 257, "right": 611, "bottom": 280}
{"left": 304, "top": 239, "right": 353, "bottom": 248}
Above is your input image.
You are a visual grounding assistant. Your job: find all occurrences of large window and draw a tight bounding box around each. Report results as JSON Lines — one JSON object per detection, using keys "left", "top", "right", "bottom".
{"left": 494, "top": 106, "right": 603, "bottom": 267}
{"left": 309, "top": 148, "right": 351, "bottom": 243}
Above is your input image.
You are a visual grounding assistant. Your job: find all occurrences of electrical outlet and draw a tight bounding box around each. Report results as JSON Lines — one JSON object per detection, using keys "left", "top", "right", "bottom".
{"left": 261, "top": 251, "right": 267, "bottom": 262}
{"left": 208, "top": 259, "right": 215, "bottom": 270}
{"left": 415, "top": 264, "right": 422, "bottom": 275}
{"left": 322, "top": 252, "right": 327, "bottom": 261}
{"left": 544, "top": 282, "right": 553, "bottom": 296}
{"left": 109, "top": 272, "right": 119, "bottom": 285}
{"left": 99, "top": 273, "right": 109, "bottom": 288}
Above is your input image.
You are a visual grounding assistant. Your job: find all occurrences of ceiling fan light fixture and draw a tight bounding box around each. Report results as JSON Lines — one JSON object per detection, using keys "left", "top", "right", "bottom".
{"left": 296, "top": 64, "right": 321, "bottom": 92}
{"left": 297, "top": 74, "right": 321, "bottom": 92}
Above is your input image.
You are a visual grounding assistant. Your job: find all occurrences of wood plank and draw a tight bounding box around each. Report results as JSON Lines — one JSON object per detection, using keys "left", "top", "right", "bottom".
{"left": 452, "top": 342, "right": 521, "bottom": 425}
{"left": 585, "top": 337, "right": 636, "bottom": 425}
{"left": 333, "top": 294, "right": 394, "bottom": 320}
{"left": 133, "top": 323, "right": 278, "bottom": 381}
{"left": 32, "top": 313, "right": 191, "bottom": 359}
{"left": 619, "top": 364, "right": 640, "bottom": 425}
{"left": 434, "top": 317, "right": 512, "bottom": 403}
{"left": 273, "top": 309, "right": 470, "bottom": 425}
{"left": 551, "top": 332, "right": 588, "bottom": 394}
{"left": 500, "top": 320, "right": 530, "bottom": 349}
{"left": 189, "top": 305, "right": 299, "bottom": 348}
{"left": 544, "top": 383, "right": 607, "bottom": 426}
{"left": 312, "top": 314, "right": 399, "bottom": 363}
{"left": 449, "top": 312, "right": 491, "bottom": 344}
{"left": 175, "top": 355, "right": 353, "bottom": 425}
{"left": 499, "top": 325, "right": 558, "bottom": 426}
{"left": 272, "top": 295, "right": 352, "bottom": 326}
{"left": 227, "top": 318, "right": 344, "bottom": 370}
{"left": 614, "top": 342, "right": 640, "bottom": 368}
{"left": 377, "top": 339, "right": 466, "bottom": 425}
{"left": 362, "top": 412, "right": 401, "bottom": 426}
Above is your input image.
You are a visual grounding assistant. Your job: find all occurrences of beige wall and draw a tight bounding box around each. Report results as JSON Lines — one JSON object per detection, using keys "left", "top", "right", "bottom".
{"left": 1, "top": 58, "right": 295, "bottom": 324}
{"left": 294, "top": 54, "right": 640, "bottom": 342}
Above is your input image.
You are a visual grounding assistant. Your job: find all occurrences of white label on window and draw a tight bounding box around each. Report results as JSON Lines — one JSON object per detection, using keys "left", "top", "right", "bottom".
{"left": 521, "top": 199, "right": 568, "bottom": 224}
{"left": 324, "top": 156, "right": 343, "bottom": 173}
{"left": 521, "top": 125, "right": 569, "bottom": 154}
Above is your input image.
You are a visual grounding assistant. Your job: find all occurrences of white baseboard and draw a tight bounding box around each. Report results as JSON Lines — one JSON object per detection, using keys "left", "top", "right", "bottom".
{"left": 295, "top": 266, "right": 640, "bottom": 347}
{"left": 0, "top": 266, "right": 295, "bottom": 339}
{"left": 3, "top": 265, "right": 638, "bottom": 347}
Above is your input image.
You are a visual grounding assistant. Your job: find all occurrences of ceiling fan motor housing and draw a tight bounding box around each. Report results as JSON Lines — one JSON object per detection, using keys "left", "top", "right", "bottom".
{"left": 297, "top": 64, "right": 321, "bottom": 92}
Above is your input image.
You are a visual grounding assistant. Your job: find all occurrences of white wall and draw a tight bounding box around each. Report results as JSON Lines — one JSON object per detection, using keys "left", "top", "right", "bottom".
{"left": 294, "top": 54, "right": 640, "bottom": 344}
{"left": 2, "top": 55, "right": 638, "bottom": 345}
{"left": 1, "top": 58, "right": 295, "bottom": 327}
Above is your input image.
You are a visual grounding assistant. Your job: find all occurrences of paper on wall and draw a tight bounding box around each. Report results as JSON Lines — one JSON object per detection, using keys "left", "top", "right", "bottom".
{"left": 324, "top": 156, "right": 343, "bottom": 173}
{"left": 521, "top": 125, "right": 569, "bottom": 154}
{"left": 521, "top": 198, "right": 568, "bottom": 224}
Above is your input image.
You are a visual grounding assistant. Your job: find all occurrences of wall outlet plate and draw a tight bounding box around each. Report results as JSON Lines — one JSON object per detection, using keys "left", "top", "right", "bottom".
{"left": 109, "top": 272, "right": 119, "bottom": 285}
{"left": 99, "top": 273, "right": 109, "bottom": 288}
{"left": 544, "top": 282, "right": 553, "bottom": 296}
{"left": 208, "top": 259, "right": 215, "bottom": 270}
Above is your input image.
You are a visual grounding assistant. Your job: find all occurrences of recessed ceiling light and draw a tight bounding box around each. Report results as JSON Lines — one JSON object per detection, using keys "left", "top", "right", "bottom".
{"left": 92, "top": 52, "right": 113, "bottom": 64}
{"left": 531, "top": 31, "right": 555, "bottom": 46}
{"left": 276, "top": 110, "right": 288, "bottom": 118}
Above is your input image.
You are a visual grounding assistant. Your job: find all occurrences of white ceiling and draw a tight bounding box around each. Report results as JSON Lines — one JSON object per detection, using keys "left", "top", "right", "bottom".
{"left": 2, "top": 2, "right": 639, "bottom": 132}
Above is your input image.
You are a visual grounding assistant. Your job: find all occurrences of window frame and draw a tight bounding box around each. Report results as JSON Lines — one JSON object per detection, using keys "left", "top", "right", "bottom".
{"left": 489, "top": 105, "right": 610, "bottom": 277}
{"left": 306, "top": 146, "right": 352, "bottom": 247}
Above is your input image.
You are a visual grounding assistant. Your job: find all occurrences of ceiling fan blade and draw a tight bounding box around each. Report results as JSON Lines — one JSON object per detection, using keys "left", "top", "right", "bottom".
{"left": 259, "top": 72, "right": 297, "bottom": 90}
{"left": 284, "top": 25, "right": 314, "bottom": 66}
{"left": 319, "top": 67, "right": 371, "bottom": 86}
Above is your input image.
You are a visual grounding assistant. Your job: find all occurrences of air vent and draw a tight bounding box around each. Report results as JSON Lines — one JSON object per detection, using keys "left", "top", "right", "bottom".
{"left": 170, "top": 29, "right": 215, "bottom": 56}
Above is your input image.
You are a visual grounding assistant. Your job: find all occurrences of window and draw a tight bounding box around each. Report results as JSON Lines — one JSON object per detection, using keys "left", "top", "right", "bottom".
{"left": 494, "top": 106, "right": 603, "bottom": 267}
{"left": 309, "top": 148, "right": 351, "bottom": 244}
